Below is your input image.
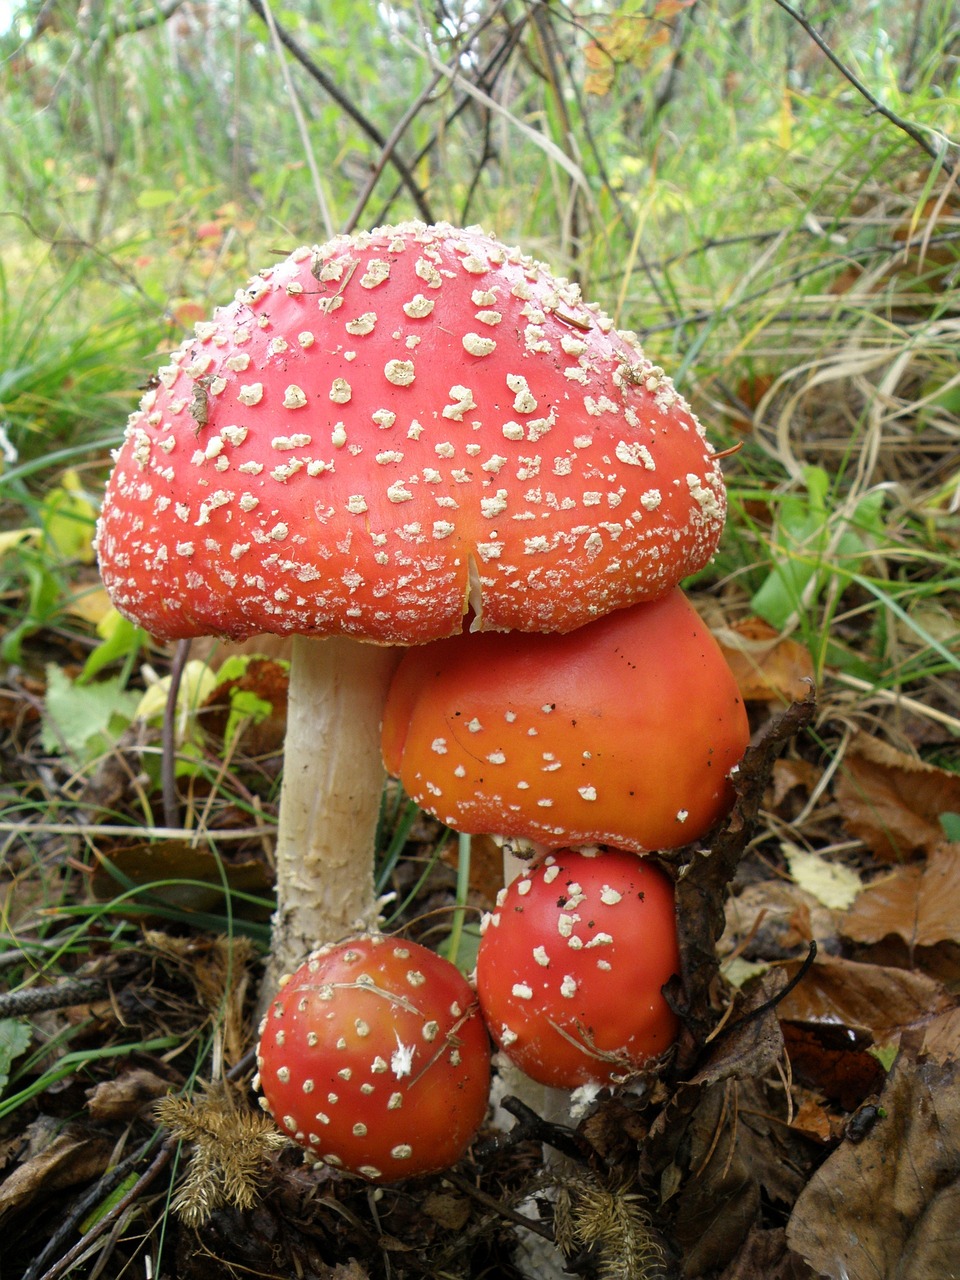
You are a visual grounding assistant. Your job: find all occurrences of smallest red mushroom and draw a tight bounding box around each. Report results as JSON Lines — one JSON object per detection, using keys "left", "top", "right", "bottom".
{"left": 255, "top": 935, "right": 491, "bottom": 1180}
{"left": 476, "top": 848, "right": 681, "bottom": 1088}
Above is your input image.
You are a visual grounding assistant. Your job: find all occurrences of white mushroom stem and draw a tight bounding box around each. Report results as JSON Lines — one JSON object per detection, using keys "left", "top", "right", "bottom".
{"left": 260, "top": 634, "right": 401, "bottom": 1003}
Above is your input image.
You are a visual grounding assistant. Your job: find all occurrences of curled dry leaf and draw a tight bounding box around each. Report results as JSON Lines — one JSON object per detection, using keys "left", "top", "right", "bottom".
{"left": 714, "top": 617, "right": 815, "bottom": 704}
{"left": 835, "top": 732, "right": 960, "bottom": 862}
{"left": 780, "top": 1022, "right": 887, "bottom": 1113}
{"left": 787, "top": 1008, "right": 960, "bottom": 1280}
{"left": 770, "top": 756, "right": 822, "bottom": 812}
{"left": 720, "top": 879, "right": 839, "bottom": 967}
{"left": 86, "top": 1067, "right": 172, "bottom": 1121}
{"left": 717, "top": 1225, "right": 816, "bottom": 1280}
{"left": 198, "top": 656, "right": 289, "bottom": 757}
{"left": 775, "top": 952, "right": 953, "bottom": 1046}
{"left": 0, "top": 1130, "right": 115, "bottom": 1225}
{"left": 842, "top": 844, "right": 960, "bottom": 950}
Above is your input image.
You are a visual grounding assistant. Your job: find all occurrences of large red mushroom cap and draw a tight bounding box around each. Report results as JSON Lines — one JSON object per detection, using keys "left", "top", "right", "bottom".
{"left": 476, "top": 848, "right": 680, "bottom": 1088}
{"left": 97, "top": 221, "right": 725, "bottom": 644}
{"left": 255, "top": 934, "right": 491, "bottom": 1180}
{"left": 381, "top": 588, "right": 749, "bottom": 854}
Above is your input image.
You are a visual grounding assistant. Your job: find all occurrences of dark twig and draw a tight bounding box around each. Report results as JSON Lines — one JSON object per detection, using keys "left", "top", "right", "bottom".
{"left": 528, "top": 2, "right": 586, "bottom": 266}
{"left": 343, "top": 67, "right": 446, "bottom": 234}
{"left": 344, "top": 0, "right": 512, "bottom": 234}
{"left": 713, "top": 940, "right": 819, "bottom": 1043}
{"left": 372, "top": 11, "right": 531, "bottom": 227}
{"left": 243, "top": 0, "right": 434, "bottom": 224}
{"left": 773, "top": 0, "right": 955, "bottom": 172}
{"left": 535, "top": 8, "right": 676, "bottom": 320}
{"left": 100, "top": 0, "right": 187, "bottom": 39}
{"left": 26, "top": 1051, "right": 258, "bottom": 1280}
{"left": 640, "top": 228, "right": 960, "bottom": 339}
{"left": 22, "top": 1132, "right": 165, "bottom": 1280}
{"left": 0, "top": 976, "right": 111, "bottom": 1018}
{"left": 35, "top": 1139, "right": 176, "bottom": 1280}
{"left": 499, "top": 1095, "right": 591, "bottom": 1163}
{"left": 443, "top": 1169, "right": 556, "bottom": 1241}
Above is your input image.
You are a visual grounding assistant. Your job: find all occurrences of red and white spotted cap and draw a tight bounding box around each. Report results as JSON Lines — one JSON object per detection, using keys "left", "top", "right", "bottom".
{"left": 475, "top": 848, "right": 680, "bottom": 1088}
{"left": 254, "top": 933, "right": 491, "bottom": 1181}
{"left": 97, "top": 222, "right": 726, "bottom": 643}
{"left": 381, "top": 589, "right": 749, "bottom": 854}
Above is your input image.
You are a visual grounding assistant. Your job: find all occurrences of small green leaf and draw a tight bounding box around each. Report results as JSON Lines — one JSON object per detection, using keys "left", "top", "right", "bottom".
{"left": 0, "top": 1020, "right": 32, "bottom": 1096}
{"left": 1, "top": 554, "right": 62, "bottom": 663}
{"left": 80, "top": 610, "right": 147, "bottom": 684}
{"left": 136, "top": 189, "right": 177, "bottom": 209}
{"left": 40, "top": 469, "right": 98, "bottom": 563}
{"left": 941, "top": 813, "right": 960, "bottom": 843}
{"left": 80, "top": 1173, "right": 142, "bottom": 1233}
{"left": 870, "top": 1043, "right": 899, "bottom": 1072}
{"left": 42, "top": 664, "right": 140, "bottom": 764}
{"left": 223, "top": 688, "right": 272, "bottom": 747}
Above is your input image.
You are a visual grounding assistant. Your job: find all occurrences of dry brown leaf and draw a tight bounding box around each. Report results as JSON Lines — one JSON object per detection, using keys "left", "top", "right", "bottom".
{"left": 0, "top": 1131, "right": 114, "bottom": 1224}
{"left": 789, "top": 1097, "right": 834, "bottom": 1145}
{"left": 670, "top": 1081, "right": 761, "bottom": 1277}
{"left": 718, "top": 1226, "right": 815, "bottom": 1280}
{"left": 781, "top": 1022, "right": 886, "bottom": 1112}
{"left": 198, "top": 656, "right": 289, "bottom": 757}
{"left": 86, "top": 1068, "right": 172, "bottom": 1121}
{"left": 842, "top": 845, "right": 960, "bottom": 949}
{"left": 770, "top": 757, "right": 822, "bottom": 811}
{"left": 715, "top": 618, "right": 816, "bottom": 704}
{"left": 775, "top": 952, "right": 953, "bottom": 1044}
{"left": 720, "top": 879, "right": 839, "bottom": 965}
{"left": 835, "top": 733, "right": 960, "bottom": 862}
{"left": 91, "top": 840, "right": 272, "bottom": 918}
{"left": 786, "top": 1006, "right": 960, "bottom": 1279}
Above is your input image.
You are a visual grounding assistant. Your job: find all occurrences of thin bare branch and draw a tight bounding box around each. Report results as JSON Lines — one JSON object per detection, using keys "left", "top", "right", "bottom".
{"left": 773, "top": 0, "right": 955, "bottom": 172}
{"left": 244, "top": 0, "right": 434, "bottom": 224}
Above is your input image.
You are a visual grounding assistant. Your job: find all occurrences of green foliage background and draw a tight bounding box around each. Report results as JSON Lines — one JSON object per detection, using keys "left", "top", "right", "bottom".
{"left": 3, "top": 0, "right": 958, "bottom": 686}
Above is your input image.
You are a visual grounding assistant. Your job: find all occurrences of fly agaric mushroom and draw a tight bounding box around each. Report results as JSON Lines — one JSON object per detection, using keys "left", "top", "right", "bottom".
{"left": 95, "top": 221, "right": 728, "bottom": 990}
{"left": 381, "top": 588, "right": 749, "bottom": 854}
{"left": 255, "top": 933, "right": 491, "bottom": 1180}
{"left": 475, "top": 848, "right": 680, "bottom": 1088}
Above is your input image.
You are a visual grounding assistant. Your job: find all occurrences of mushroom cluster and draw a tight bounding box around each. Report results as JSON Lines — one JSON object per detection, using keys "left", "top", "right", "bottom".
{"left": 95, "top": 220, "right": 731, "bottom": 996}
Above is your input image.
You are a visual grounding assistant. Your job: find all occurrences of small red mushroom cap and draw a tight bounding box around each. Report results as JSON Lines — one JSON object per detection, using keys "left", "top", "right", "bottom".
{"left": 97, "top": 221, "right": 726, "bottom": 643}
{"left": 255, "top": 934, "right": 491, "bottom": 1180}
{"left": 381, "top": 588, "right": 749, "bottom": 854}
{"left": 475, "top": 849, "right": 680, "bottom": 1088}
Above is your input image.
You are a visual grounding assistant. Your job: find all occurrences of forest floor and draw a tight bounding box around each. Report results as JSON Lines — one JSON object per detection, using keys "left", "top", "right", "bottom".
{"left": 1, "top": 532, "right": 958, "bottom": 1280}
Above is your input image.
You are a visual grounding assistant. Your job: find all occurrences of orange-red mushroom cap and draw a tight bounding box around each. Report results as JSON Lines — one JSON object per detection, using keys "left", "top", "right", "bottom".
{"left": 476, "top": 848, "right": 681, "bottom": 1088}
{"left": 381, "top": 589, "right": 749, "bottom": 853}
{"left": 97, "top": 222, "right": 726, "bottom": 643}
{"left": 255, "top": 934, "right": 491, "bottom": 1180}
